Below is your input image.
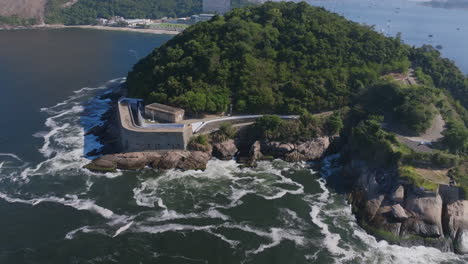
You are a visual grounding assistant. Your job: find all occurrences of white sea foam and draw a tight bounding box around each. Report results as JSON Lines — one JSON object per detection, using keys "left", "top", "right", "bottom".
{"left": 113, "top": 221, "right": 134, "bottom": 238}
{"left": 0, "top": 153, "right": 24, "bottom": 162}
{"left": 0, "top": 192, "right": 115, "bottom": 219}
{"left": 302, "top": 154, "right": 468, "bottom": 264}
{"left": 17, "top": 78, "right": 124, "bottom": 182}
{"left": 0, "top": 153, "right": 29, "bottom": 170}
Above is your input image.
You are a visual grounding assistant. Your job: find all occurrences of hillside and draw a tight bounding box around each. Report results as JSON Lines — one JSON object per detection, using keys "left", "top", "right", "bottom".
{"left": 126, "top": 1, "right": 467, "bottom": 172}
{"left": 0, "top": 0, "right": 47, "bottom": 24}
{"left": 44, "top": 0, "right": 202, "bottom": 25}
{"left": 0, "top": 0, "right": 262, "bottom": 26}
{"left": 127, "top": 1, "right": 411, "bottom": 115}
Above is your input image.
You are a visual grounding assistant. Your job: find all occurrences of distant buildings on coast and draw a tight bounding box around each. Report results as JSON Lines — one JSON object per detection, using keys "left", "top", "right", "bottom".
{"left": 94, "top": 0, "right": 264, "bottom": 32}
{"left": 95, "top": 13, "right": 216, "bottom": 32}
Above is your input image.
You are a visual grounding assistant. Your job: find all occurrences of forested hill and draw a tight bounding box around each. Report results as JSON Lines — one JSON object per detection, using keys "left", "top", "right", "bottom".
{"left": 126, "top": 1, "right": 411, "bottom": 114}
{"left": 45, "top": 0, "right": 202, "bottom": 25}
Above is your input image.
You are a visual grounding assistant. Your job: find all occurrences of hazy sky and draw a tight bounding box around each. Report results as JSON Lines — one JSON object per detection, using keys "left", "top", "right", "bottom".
{"left": 419, "top": 0, "right": 468, "bottom": 8}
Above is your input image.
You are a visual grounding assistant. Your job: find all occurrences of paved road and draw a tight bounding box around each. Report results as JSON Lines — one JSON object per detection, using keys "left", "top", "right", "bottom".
{"left": 394, "top": 114, "right": 446, "bottom": 153}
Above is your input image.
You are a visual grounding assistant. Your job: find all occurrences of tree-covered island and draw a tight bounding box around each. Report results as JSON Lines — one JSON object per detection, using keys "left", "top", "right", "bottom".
{"left": 89, "top": 1, "right": 468, "bottom": 253}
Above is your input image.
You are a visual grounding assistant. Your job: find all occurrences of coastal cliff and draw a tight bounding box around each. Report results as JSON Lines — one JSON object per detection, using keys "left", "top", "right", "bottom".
{"left": 343, "top": 160, "right": 468, "bottom": 253}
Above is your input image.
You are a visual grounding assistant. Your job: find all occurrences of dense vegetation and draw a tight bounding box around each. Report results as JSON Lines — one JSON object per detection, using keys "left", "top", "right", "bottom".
{"left": 364, "top": 81, "right": 437, "bottom": 135}
{"left": 127, "top": 1, "right": 410, "bottom": 115}
{"left": 0, "top": 15, "right": 37, "bottom": 26}
{"left": 410, "top": 45, "right": 468, "bottom": 119}
{"left": 127, "top": 2, "right": 468, "bottom": 191}
{"left": 45, "top": 0, "right": 202, "bottom": 25}
{"left": 252, "top": 112, "right": 343, "bottom": 142}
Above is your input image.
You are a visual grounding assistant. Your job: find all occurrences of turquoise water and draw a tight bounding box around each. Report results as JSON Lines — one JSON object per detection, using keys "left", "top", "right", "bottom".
{"left": 1, "top": 3, "right": 468, "bottom": 263}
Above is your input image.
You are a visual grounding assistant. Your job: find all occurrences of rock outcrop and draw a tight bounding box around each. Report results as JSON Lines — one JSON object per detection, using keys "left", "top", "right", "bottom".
{"left": 445, "top": 201, "right": 468, "bottom": 240}
{"left": 455, "top": 229, "right": 468, "bottom": 254}
{"left": 85, "top": 151, "right": 211, "bottom": 172}
{"left": 212, "top": 139, "right": 238, "bottom": 160}
{"left": 347, "top": 161, "right": 468, "bottom": 253}
{"left": 247, "top": 137, "right": 334, "bottom": 164}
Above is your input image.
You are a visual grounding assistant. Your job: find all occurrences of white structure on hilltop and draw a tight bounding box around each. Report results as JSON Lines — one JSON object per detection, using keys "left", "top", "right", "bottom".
{"left": 203, "top": 0, "right": 231, "bottom": 14}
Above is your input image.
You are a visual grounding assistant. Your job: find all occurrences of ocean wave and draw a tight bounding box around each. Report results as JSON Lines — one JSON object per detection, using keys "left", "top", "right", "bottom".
{"left": 17, "top": 78, "right": 123, "bottom": 182}
{"left": 0, "top": 192, "right": 116, "bottom": 219}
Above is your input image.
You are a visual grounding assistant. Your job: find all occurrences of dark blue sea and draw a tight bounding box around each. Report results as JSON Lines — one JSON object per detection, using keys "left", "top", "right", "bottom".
{"left": 0, "top": 1, "right": 468, "bottom": 263}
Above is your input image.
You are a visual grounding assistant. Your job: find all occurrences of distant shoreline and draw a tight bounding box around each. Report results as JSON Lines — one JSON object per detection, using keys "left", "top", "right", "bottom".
{"left": 0, "top": 24, "right": 181, "bottom": 35}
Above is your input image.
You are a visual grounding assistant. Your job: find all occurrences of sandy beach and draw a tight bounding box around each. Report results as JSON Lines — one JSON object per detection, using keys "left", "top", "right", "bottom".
{"left": 1, "top": 24, "right": 180, "bottom": 35}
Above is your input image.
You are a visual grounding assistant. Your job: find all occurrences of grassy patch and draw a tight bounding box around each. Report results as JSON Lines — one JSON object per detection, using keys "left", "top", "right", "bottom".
{"left": 399, "top": 165, "right": 439, "bottom": 191}
{"left": 451, "top": 160, "right": 468, "bottom": 196}
{"left": 0, "top": 15, "right": 37, "bottom": 26}
{"left": 361, "top": 222, "right": 402, "bottom": 244}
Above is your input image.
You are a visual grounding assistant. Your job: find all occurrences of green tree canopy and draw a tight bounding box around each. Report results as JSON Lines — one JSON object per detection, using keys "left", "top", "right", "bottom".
{"left": 126, "top": 1, "right": 410, "bottom": 114}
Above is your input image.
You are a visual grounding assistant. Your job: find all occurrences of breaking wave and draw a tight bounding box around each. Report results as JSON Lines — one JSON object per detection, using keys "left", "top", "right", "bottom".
{"left": 0, "top": 78, "right": 125, "bottom": 224}
{"left": 1, "top": 77, "right": 467, "bottom": 263}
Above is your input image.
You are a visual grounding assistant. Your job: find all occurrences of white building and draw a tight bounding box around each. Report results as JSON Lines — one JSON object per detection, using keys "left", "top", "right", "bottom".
{"left": 125, "top": 19, "right": 152, "bottom": 27}
{"left": 190, "top": 14, "right": 215, "bottom": 23}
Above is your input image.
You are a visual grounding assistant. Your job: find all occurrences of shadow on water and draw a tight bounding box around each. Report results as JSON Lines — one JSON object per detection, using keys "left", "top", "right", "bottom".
{"left": 80, "top": 78, "right": 125, "bottom": 159}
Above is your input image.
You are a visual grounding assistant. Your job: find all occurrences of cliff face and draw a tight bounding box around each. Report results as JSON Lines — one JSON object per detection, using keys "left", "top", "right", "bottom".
{"left": 346, "top": 161, "right": 468, "bottom": 253}
{"left": 0, "top": 0, "right": 48, "bottom": 23}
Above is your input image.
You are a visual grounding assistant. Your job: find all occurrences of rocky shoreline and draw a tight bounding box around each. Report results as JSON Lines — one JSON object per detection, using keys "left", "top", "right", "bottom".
{"left": 84, "top": 90, "right": 338, "bottom": 172}
{"left": 339, "top": 159, "right": 468, "bottom": 254}
{"left": 84, "top": 90, "right": 468, "bottom": 255}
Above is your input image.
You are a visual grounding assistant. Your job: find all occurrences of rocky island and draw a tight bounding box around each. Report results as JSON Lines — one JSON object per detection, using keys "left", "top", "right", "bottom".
{"left": 85, "top": 1, "right": 468, "bottom": 254}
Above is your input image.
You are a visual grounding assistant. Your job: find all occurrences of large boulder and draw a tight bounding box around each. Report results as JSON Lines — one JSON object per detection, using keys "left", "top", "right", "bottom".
{"left": 247, "top": 140, "right": 263, "bottom": 166}
{"left": 85, "top": 151, "right": 210, "bottom": 172}
{"left": 262, "top": 142, "right": 295, "bottom": 157}
{"left": 178, "top": 151, "right": 211, "bottom": 171}
{"left": 455, "top": 229, "right": 468, "bottom": 254}
{"left": 295, "top": 137, "right": 331, "bottom": 160}
{"left": 364, "top": 195, "right": 384, "bottom": 222}
{"left": 213, "top": 139, "right": 238, "bottom": 160}
{"left": 85, "top": 155, "right": 118, "bottom": 172}
{"left": 114, "top": 152, "right": 152, "bottom": 170}
{"left": 444, "top": 200, "right": 468, "bottom": 239}
{"left": 371, "top": 213, "right": 402, "bottom": 237}
{"left": 158, "top": 151, "right": 189, "bottom": 170}
{"left": 142, "top": 152, "right": 162, "bottom": 167}
{"left": 404, "top": 193, "right": 443, "bottom": 237}
{"left": 401, "top": 218, "right": 442, "bottom": 238}
{"left": 391, "top": 185, "right": 405, "bottom": 204}
{"left": 284, "top": 151, "right": 306, "bottom": 162}
{"left": 391, "top": 204, "right": 409, "bottom": 221}
{"left": 249, "top": 141, "right": 263, "bottom": 161}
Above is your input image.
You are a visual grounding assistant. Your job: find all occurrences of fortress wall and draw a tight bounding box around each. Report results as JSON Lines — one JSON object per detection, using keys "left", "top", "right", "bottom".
{"left": 117, "top": 100, "right": 193, "bottom": 152}
{"left": 119, "top": 126, "right": 192, "bottom": 152}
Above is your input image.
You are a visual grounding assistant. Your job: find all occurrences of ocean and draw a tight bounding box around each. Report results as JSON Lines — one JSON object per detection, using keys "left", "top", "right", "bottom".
{"left": 0, "top": 2, "right": 468, "bottom": 263}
